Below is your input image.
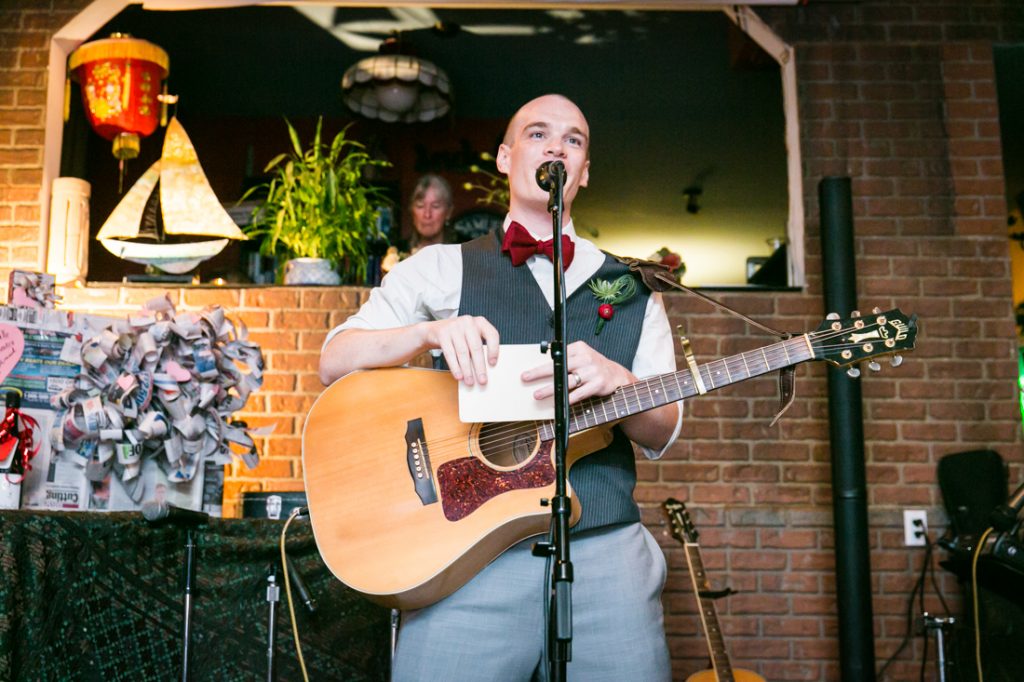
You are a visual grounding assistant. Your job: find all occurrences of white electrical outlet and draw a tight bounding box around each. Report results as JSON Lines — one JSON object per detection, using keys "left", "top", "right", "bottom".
{"left": 903, "top": 509, "right": 928, "bottom": 546}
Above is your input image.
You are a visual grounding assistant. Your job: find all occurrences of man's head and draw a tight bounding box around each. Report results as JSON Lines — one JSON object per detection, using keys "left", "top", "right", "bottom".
{"left": 496, "top": 94, "right": 590, "bottom": 223}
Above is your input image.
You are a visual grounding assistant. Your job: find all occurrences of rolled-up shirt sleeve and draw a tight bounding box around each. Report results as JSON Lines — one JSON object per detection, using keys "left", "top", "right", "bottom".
{"left": 632, "top": 291, "right": 683, "bottom": 460}
{"left": 323, "top": 244, "right": 463, "bottom": 349}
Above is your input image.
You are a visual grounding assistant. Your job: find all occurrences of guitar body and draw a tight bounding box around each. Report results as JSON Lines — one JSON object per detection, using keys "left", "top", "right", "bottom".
{"left": 302, "top": 367, "right": 608, "bottom": 609}
{"left": 686, "top": 668, "right": 766, "bottom": 682}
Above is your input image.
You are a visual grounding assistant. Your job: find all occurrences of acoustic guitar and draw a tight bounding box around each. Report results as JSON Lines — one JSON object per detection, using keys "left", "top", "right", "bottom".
{"left": 664, "top": 498, "right": 766, "bottom": 682}
{"left": 303, "top": 309, "right": 916, "bottom": 609}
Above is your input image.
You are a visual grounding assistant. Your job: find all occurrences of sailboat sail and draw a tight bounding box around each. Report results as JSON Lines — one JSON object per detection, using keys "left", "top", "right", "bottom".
{"left": 160, "top": 118, "right": 246, "bottom": 240}
{"left": 95, "top": 116, "right": 246, "bottom": 274}
{"left": 97, "top": 161, "right": 161, "bottom": 241}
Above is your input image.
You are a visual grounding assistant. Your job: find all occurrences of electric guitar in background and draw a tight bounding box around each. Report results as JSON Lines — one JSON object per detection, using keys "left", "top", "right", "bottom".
{"left": 303, "top": 309, "right": 917, "bottom": 609}
{"left": 664, "top": 498, "right": 767, "bottom": 682}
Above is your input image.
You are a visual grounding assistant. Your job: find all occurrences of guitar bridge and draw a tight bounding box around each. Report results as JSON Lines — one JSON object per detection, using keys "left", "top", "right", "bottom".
{"left": 405, "top": 418, "right": 438, "bottom": 506}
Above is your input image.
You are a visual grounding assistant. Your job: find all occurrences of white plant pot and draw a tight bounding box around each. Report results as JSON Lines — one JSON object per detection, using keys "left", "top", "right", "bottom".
{"left": 283, "top": 257, "right": 341, "bottom": 286}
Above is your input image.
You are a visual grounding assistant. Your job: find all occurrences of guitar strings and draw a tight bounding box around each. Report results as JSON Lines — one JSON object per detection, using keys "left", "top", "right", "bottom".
{"left": 420, "top": 334, "right": 888, "bottom": 460}
{"left": 419, "top": 328, "right": 889, "bottom": 457}
{"left": 415, "top": 325, "right": 893, "bottom": 461}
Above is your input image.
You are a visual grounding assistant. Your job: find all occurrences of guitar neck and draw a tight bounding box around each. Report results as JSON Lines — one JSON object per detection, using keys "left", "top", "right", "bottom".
{"left": 538, "top": 333, "right": 813, "bottom": 440}
{"left": 684, "top": 541, "right": 735, "bottom": 682}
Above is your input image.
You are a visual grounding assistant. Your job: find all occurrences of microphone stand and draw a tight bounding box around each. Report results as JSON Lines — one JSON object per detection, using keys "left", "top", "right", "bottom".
{"left": 530, "top": 161, "right": 573, "bottom": 682}
{"left": 265, "top": 571, "right": 280, "bottom": 682}
{"left": 143, "top": 504, "right": 208, "bottom": 682}
{"left": 181, "top": 527, "right": 198, "bottom": 682}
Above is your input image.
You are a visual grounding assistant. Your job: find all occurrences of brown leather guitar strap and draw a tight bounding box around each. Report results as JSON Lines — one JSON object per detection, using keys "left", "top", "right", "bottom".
{"left": 614, "top": 255, "right": 796, "bottom": 425}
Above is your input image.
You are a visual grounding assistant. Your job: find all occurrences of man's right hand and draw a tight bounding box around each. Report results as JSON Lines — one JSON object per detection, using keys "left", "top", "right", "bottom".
{"left": 423, "top": 315, "right": 500, "bottom": 386}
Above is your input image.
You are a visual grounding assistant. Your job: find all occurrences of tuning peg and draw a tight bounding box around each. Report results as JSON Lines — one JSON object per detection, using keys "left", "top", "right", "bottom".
{"left": 890, "top": 354, "right": 903, "bottom": 368}
{"left": 826, "top": 312, "right": 840, "bottom": 320}
{"left": 846, "top": 367, "right": 861, "bottom": 378}
{"left": 850, "top": 310, "right": 861, "bottom": 318}
{"left": 868, "top": 361, "right": 881, "bottom": 372}
{"left": 872, "top": 307, "right": 881, "bottom": 314}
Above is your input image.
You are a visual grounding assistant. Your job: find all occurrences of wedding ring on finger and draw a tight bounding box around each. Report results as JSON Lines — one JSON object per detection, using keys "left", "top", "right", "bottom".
{"left": 569, "top": 371, "right": 582, "bottom": 389}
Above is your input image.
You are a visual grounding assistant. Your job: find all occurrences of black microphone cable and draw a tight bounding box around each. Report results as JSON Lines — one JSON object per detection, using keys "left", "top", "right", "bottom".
{"left": 877, "top": 518, "right": 952, "bottom": 680}
{"left": 918, "top": 530, "right": 952, "bottom": 682}
{"left": 877, "top": 539, "right": 930, "bottom": 680}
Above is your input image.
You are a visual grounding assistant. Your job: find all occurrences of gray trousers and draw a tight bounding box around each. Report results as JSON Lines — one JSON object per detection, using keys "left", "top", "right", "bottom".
{"left": 391, "top": 521, "right": 671, "bottom": 682}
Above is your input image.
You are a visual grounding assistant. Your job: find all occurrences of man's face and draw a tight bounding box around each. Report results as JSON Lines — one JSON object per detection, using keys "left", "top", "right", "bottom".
{"left": 496, "top": 95, "right": 590, "bottom": 215}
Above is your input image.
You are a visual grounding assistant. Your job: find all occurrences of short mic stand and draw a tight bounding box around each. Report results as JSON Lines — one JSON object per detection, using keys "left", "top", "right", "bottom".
{"left": 265, "top": 570, "right": 280, "bottom": 682}
{"left": 181, "top": 527, "right": 198, "bottom": 682}
{"left": 530, "top": 160, "right": 573, "bottom": 682}
{"left": 142, "top": 502, "right": 209, "bottom": 682}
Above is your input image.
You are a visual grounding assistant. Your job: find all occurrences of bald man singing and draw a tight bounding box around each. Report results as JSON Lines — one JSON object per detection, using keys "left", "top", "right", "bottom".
{"left": 320, "top": 94, "right": 680, "bottom": 681}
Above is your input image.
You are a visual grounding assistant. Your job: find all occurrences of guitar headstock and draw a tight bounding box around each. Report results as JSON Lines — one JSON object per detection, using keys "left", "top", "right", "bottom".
{"left": 663, "top": 497, "right": 698, "bottom": 544}
{"left": 810, "top": 308, "right": 917, "bottom": 369}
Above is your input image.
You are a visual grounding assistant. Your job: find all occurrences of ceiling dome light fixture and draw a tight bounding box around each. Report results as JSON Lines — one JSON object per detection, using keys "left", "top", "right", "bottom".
{"left": 341, "top": 35, "right": 451, "bottom": 123}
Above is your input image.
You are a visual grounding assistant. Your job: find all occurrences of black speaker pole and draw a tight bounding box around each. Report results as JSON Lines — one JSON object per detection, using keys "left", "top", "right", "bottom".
{"left": 819, "top": 176, "right": 877, "bottom": 681}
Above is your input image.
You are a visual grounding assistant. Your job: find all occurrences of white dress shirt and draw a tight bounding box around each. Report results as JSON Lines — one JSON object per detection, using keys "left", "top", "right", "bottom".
{"left": 326, "top": 221, "right": 682, "bottom": 458}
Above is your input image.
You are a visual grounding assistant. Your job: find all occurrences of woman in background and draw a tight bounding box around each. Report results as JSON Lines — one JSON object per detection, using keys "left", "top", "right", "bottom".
{"left": 382, "top": 174, "right": 456, "bottom": 274}
{"left": 409, "top": 173, "right": 455, "bottom": 252}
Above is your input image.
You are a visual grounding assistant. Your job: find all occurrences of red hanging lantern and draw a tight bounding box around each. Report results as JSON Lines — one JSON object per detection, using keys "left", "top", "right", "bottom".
{"left": 67, "top": 34, "right": 170, "bottom": 178}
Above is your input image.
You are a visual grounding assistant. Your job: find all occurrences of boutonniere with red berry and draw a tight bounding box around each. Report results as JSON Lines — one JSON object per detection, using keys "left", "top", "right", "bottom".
{"left": 650, "top": 247, "right": 686, "bottom": 282}
{"left": 588, "top": 274, "right": 638, "bottom": 335}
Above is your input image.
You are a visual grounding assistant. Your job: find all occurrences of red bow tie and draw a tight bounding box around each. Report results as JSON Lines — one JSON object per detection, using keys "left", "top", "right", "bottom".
{"left": 501, "top": 221, "right": 576, "bottom": 269}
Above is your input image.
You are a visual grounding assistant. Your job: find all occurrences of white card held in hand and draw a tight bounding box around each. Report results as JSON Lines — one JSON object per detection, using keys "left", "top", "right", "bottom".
{"left": 458, "top": 344, "right": 554, "bottom": 423}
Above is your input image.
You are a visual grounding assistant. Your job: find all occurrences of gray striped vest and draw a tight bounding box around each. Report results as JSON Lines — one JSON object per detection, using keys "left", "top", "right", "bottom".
{"left": 459, "top": 229, "right": 651, "bottom": 532}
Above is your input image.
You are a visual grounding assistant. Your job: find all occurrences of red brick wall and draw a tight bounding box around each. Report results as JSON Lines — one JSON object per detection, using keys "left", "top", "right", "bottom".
{"left": 0, "top": 1, "right": 70, "bottom": 268}
{"left": 3, "top": 2, "right": 1024, "bottom": 681}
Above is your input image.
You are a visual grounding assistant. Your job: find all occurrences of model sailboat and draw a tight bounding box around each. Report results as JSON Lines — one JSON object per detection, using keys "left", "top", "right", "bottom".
{"left": 95, "top": 116, "right": 246, "bottom": 274}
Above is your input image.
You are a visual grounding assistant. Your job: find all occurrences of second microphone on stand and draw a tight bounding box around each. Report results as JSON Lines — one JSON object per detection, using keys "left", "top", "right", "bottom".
{"left": 141, "top": 501, "right": 210, "bottom": 527}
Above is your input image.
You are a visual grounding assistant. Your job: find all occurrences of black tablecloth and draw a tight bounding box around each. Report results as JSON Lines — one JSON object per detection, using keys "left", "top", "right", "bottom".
{"left": 0, "top": 510, "right": 389, "bottom": 681}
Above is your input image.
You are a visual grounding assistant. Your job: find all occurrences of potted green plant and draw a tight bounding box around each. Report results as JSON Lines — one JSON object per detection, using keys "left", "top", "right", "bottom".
{"left": 244, "top": 117, "right": 391, "bottom": 285}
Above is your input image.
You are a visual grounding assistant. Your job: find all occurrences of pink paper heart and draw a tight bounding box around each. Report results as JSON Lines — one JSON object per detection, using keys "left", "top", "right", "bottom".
{"left": 0, "top": 323, "right": 25, "bottom": 385}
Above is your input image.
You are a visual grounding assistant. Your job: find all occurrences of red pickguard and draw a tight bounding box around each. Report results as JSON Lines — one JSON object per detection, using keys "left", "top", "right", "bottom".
{"left": 437, "top": 441, "right": 555, "bottom": 521}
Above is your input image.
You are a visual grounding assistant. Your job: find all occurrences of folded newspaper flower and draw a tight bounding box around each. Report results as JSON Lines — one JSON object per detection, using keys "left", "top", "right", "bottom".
{"left": 9, "top": 271, "right": 59, "bottom": 309}
{"left": 50, "top": 294, "right": 267, "bottom": 501}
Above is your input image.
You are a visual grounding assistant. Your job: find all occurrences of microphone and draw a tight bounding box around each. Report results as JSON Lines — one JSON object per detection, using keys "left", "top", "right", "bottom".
{"left": 141, "top": 500, "right": 210, "bottom": 527}
{"left": 285, "top": 554, "right": 317, "bottom": 614}
{"left": 989, "top": 479, "right": 1024, "bottom": 532}
{"left": 535, "top": 160, "right": 566, "bottom": 191}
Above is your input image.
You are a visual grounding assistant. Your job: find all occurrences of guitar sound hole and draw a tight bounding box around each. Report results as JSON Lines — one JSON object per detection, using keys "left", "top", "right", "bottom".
{"left": 477, "top": 423, "right": 539, "bottom": 468}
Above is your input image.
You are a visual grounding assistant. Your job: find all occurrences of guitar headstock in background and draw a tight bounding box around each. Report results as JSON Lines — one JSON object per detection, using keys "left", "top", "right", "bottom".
{"left": 664, "top": 497, "right": 698, "bottom": 545}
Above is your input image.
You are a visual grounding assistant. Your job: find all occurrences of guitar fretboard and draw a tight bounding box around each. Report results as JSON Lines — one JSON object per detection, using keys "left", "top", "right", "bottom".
{"left": 685, "top": 542, "right": 734, "bottom": 682}
{"left": 538, "top": 334, "right": 813, "bottom": 441}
